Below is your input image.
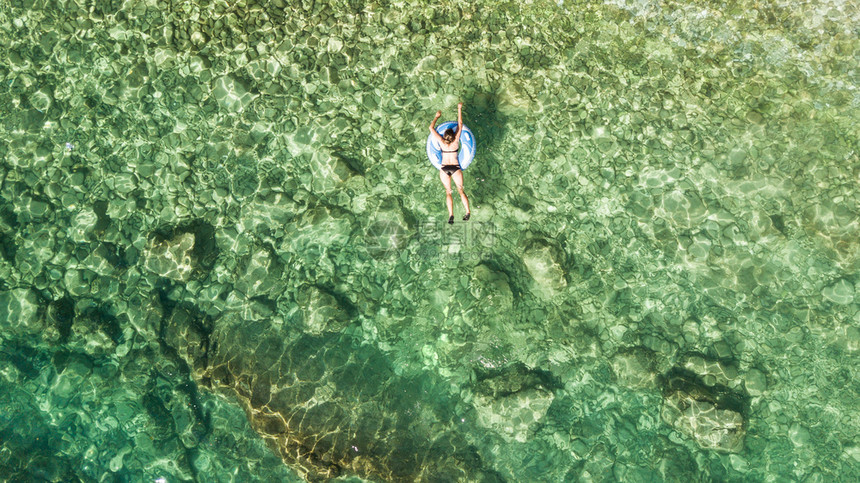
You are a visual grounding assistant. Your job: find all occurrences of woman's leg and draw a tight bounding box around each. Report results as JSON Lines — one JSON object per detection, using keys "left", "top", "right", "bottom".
{"left": 439, "top": 169, "right": 454, "bottom": 218}
{"left": 452, "top": 170, "right": 470, "bottom": 216}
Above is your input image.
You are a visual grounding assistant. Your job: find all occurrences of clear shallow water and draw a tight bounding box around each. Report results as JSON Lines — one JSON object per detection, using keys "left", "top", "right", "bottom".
{"left": 1, "top": 0, "right": 858, "bottom": 481}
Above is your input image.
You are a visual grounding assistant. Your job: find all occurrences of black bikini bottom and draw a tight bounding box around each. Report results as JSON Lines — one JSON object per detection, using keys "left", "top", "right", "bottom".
{"left": 441, "top": 165, "right": 460, "bottom": 176}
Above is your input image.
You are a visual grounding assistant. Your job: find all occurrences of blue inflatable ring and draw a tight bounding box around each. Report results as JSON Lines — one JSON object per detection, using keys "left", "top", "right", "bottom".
{"left": 426, "top": 121, "right": 476, "bottom": 170}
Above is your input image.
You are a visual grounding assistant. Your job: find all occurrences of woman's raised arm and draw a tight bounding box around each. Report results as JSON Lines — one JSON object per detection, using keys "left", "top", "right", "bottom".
{"left": 429, "top": 110, "right": 443, "bottom": 142}
{"left": 454, "top": 103, "right": 463, "bottom": 143}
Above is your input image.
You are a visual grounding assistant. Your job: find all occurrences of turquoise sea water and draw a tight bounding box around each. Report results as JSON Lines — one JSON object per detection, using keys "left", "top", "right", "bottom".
{"left": 1, "top": 0, "right": 858, "bottom": 481}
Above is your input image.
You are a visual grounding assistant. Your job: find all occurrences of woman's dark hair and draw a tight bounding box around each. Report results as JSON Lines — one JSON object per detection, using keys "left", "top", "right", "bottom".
{"left": 442, "top": 129, "right": 455, "bottom": 143}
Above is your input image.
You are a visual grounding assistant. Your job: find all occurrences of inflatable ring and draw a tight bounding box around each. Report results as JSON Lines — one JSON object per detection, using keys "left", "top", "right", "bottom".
{"left": 426, "top": 121, "right": 476, "bottom": 170}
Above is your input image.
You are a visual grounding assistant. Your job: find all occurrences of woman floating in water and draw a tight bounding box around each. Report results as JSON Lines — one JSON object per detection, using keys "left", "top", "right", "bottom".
{"left": 429, "top": 103, "right": 471, "bottom": 224}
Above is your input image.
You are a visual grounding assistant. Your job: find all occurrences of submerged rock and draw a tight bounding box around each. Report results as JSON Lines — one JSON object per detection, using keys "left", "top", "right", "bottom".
{"left": 312, "top": 151, "right": 362, "bottom": 191}
{"left": 212, "top": 75, "right": 257, "bottom": 113}
{"left": 521, "top": 238, "right": 567, "bottom": 296}
{"left": 67, "top": 306, "right": 122, "bottom": 358}
{"left": 143, "top": 221, "right": 218, "bottom": 282}
{"left": 473, "top": 387, "right": 553, "bottom": 443}
{"left": 28, "top": 87, "right": 53, "bottom": 112}
{"left": 143, "top": 231, "right": 195, "bottom": 281}
{"left": 166, "top": 314, "right": 501, "bottom": 482}
{"left": 470, "top": 263, "right": 514, "bottom": 311}
{"left": 233, "top": 247, "right": 285, "bottom": 298}
{"left": 472, "top": 362, "right": 562, "bottom": 399}
{"left": 496, "top": 79, "right": 535, "bottom": 115}
{"left": 0, "top": 288, "right": 43, "bottom": 338}
{"left": 361, "top": 197, "right": 412, "bottom": 260}
{"left": 470, "top": 362, "right": 561, "bottom": 443}
{"left": 821, "top": 279, "right": 854, "bottom": 305}
{"left": 610, "top": 347, "right": 658, "bottom": 389}
{"left": 659, "top": 368, "right": 748, "bottom": 453}
{"left": 296, "top": 285, "right": 350, "bottom": 334}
